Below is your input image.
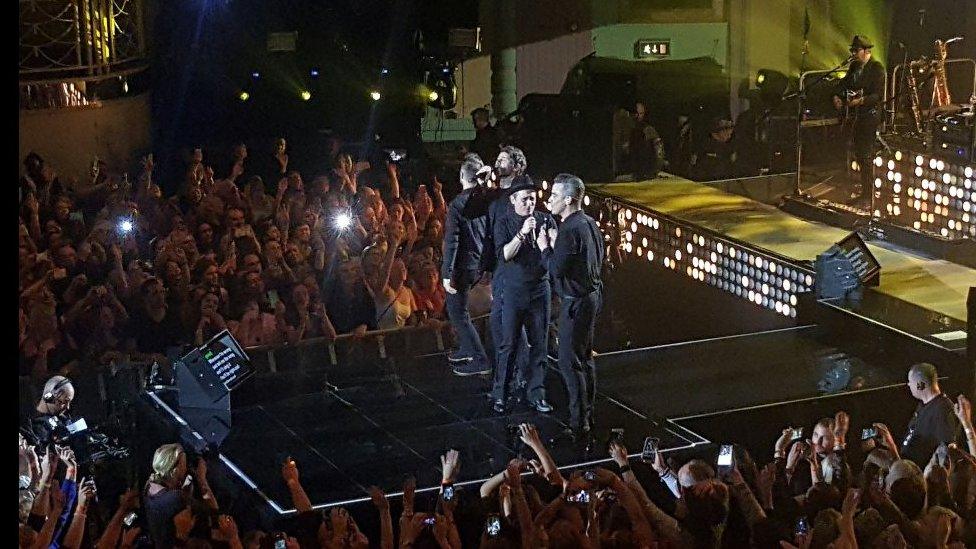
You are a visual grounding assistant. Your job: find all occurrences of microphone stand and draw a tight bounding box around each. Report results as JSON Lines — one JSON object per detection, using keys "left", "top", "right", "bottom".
{"left": 787, "top": 54, "right": 855, "bottom": 197}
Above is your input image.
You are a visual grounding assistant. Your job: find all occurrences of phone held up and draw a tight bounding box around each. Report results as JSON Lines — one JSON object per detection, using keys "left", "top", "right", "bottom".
{"left": 485, "top": 514, "right": 502, "bottom": 537}
{"left": 717, "top": 444, "right": 734, "bottom": 473}
{"left": 641, "top": 437, "right": 660, "bottom": 463}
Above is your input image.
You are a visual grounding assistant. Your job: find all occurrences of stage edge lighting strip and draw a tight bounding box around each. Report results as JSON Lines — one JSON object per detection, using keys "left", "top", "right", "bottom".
{"left": 871, "top": 151, "right": 976, "bottom": 240}
{"left": 584, "top": 192, "right": 815, "bottom": 319}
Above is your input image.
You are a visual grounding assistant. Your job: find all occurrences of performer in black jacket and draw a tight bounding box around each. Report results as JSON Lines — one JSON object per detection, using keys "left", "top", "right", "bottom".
{"left": 832, "top": 35, "right": 885, "bottom": 206}
{"left": 442, "top": 155, "right": 493, "bottom": 376}
{"left": 539, "top": 174, "right": 604, "bottom": 437}
{"left": 491, "top": 178, "right": 555, "bottom": 414}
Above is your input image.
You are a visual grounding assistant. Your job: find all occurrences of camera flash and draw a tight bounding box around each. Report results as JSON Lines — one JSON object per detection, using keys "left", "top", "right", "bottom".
{"left": 334, "top": 213, "right": 352, "bottom": 230}
{"left": 118, "top": 219, "right": 134, "bottom": 233}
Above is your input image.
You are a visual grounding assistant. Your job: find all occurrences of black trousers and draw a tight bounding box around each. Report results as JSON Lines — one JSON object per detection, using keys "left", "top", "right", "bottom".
{"left": 445, "top": 269, "right": 488, "bottom": 363}
{"left": 852, "top": 116, "right": 880, "bottom": 194}
{"left": 557, "top": 291, "right": 601, "bottom": 430}
{"left": 489, "top": 274, "right": 529, "bottom": 391}
{"left": 491, "top": 282, "right": 550, "bottom": 403}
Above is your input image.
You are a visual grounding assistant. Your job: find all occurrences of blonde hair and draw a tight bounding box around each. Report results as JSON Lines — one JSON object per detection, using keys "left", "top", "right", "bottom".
{"left": 149, "top": 443, "right": 185, "bottom": 486}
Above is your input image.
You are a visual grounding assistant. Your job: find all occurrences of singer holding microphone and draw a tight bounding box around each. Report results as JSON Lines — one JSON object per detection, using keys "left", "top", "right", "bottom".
{"left": 832, "top": 35, "right": 885, "bottom": 207}
{"left": 489, "top": 176, "right": 555, "bottom": 414}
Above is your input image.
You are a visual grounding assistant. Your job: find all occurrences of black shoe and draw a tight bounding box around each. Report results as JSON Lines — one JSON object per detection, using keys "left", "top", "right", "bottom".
{"left": 447, "top": 350, "right": 473, "bottom": 363}
{"left": 529, "top": 399, "right": 553, "bottom": 413}
{"left": 492, "top": 399, "right": 506, "bottom": 414}
{"left": 452, "top": 360, "right": 490, "bottom": 376}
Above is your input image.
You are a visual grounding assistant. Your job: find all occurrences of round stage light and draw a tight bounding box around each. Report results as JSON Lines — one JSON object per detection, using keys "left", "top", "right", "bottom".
{"left": 874, "top": 156, "right": 883, "bottom": 167}
{"left": 428, "top": 90, "right": 439, "bottom": 102}
{"left": 300, "top": 90, "right": 312, "bottom": 101}
{"left": 370, "top": 90, "right": 382, "bottom": 101}
{"left": 895, "top": 150, "right": 903, "bottom": 161}
{"left": 916, "top": 155, "right": 924, "bottom": 166}
{"left": 238, "top": 91, "right": 250, "bottom": 101}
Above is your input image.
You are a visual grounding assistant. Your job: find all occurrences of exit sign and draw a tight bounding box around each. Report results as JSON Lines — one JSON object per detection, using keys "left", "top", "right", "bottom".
{"left": 635, "top": 39, "right": 671, "bottom": 59}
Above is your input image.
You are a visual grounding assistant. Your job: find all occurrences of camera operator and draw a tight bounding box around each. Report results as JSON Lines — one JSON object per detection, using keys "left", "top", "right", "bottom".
{"left": 24, "top": 375, "right": 76, "bottom": 448}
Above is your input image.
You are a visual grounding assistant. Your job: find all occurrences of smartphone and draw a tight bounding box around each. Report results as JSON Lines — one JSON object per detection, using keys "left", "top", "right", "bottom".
{"left": 861, "top": 427, "right": 878, "bottom": 440}
{"left": 935, "top": 443, "right": 949, "bottom": 466}
{"left": 641, "top": 437, "right": 660, "bottom": 463}
{"left": 423, "top": 516, "right": 436, "bottom": 526}
{"left": 266, "top": 289, "right": 280, "bottom": 308}
{"left": 386, "top": 149, "right": 407, "bottom": 163}
{"left": 795, "top": 516, "right": 809, "bottom": 536}
{"left": 123, "top": 512, "right": 138, "bottom": 528}
{"left": 583, "top": 470, "right": 597, "bottom": 482}
{"left": 717, "top": 444, "right": 734, "bottom": 472}
{"left": 486, "top": 514, "right": 502, "bottom": 537}
{"left": 441, "top": 483, "right": 455, "bottom": 501}
{"left": 791, "top": 428, "right": 804, "bottom": 441}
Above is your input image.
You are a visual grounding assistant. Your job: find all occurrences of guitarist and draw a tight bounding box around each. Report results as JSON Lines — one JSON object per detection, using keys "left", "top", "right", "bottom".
{"left": 832, "top": 35, "right": 885, "bottom": 207}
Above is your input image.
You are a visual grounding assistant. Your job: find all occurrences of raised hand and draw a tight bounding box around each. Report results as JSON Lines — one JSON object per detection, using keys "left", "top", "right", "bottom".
{"left": 955, "top": 395, "right": 972, "bottom": 425}
{"left": 367, "top": 485, "right": 388, "bottom": 511}
{"left": 834, "top": 411, "right": 850, "bottom": 440}
{"left": 775, "top": 427, "right": 794, "bottom": 456}
{"left": 442, "top": 278, "right": 456, "bottom": 295}
{"left": 441, "top": 449, "right": 460, "bottom": 484}
{"left": 518, "top": 423, "right": 543, "bottom": 449}
{"left": 281, "top": 457, "right": 299, "bottom": 485}
{"left": 608, "top": 441, "right": 628, "bottom": 467}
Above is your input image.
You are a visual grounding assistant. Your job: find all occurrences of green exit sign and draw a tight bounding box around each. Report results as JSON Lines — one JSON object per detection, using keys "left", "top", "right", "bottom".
{"left": 635, "top": 39, "right": 671, "bottom": 59}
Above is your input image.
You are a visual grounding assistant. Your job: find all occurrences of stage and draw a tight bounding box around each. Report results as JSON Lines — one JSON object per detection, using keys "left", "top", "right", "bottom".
{"left": 140, "top": 173, "right": 973, "bottom": 518}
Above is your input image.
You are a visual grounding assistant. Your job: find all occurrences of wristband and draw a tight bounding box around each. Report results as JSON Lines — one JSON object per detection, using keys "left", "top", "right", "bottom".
{"left": 618, "top": 465, "right": 632, "bottom": 475}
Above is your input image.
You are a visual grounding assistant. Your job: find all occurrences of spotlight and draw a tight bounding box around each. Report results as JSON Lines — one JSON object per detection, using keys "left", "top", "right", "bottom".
{"left": 380, "top": 68, "right": 390, "bottom": 75}
{"left": 310, "top": 68, "right": 319, "bottom": 77}
{"left": 300, "top": 90, "right": 312, "bottom": 101}
{"left": 251, "top": 71, "right": 260, "bottom": 79}
{"left": 238, "top": 91, "right": 250, "bottom": 101}
{"left": 756, "top": 72, "right": 765, "bottom": 84}
{"left": 428, "top": 90, "right": 439, "bottom": 102}
{"left": 370, "top": 90, "right": 381, "bottom": 101}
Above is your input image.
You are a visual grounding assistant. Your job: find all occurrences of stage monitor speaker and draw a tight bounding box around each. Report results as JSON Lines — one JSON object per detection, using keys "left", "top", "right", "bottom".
{"left": 175, "top": 330, "right": 253, "bottom": 447}
{"left": 815, "top": 232, "right": 881, "bottom": 300}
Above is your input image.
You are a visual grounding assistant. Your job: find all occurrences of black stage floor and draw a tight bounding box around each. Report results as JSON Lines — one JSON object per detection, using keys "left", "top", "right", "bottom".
{"left": 147, "top": 323, "right": 919, "bottom": 515}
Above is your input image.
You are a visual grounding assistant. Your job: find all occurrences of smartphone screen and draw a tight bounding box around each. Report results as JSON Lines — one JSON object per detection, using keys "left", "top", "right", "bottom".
{"left": 66, "top": 418, "right": 88, "bottom": 434}
{"left": 267, "top": 290, "right": 279, "bottom": 308}
{"left": 641, "top": 437, "right": 659, "bottom": 463}
{"left": 861, "top": 427, "right": 877, "bottom": 440}
{"left": 791, "top": 428, "right": 804, "bottom": 441}
{"left": 123, "top": 512, "right": 138, "bottom": 528}
{"left": 423, "top": 516, "right": 436, "bottom": 526}
{"left": 486, "top": 515, "right": 501, "bottom": 537}
{"left": 583, "top": 470, "right": 597, "bottom": 481}
{"left": 717, "top": 444, "right": 733, "bottom": 467}
{"left": 795, "top": 516, "right": 809, "bottom": 536}
{"left": 441, "top": 484, "right": 455, "bottom": 501}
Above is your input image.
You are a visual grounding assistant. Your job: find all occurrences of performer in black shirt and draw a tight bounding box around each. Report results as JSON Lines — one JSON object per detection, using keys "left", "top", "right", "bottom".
{"left": 540, "top": 174, "right": 604, "bottom": 437}
{"left": 490, "top": 178, "right": 555, "bottom": 414}
{"left": 901, "top": 362, "right": 959, "bottom": 465}
{"left": 833, "top": 35, "right": 885, "bottom": 206}
{"left": 443, "top": 155, "right": 493, "bottom": 376}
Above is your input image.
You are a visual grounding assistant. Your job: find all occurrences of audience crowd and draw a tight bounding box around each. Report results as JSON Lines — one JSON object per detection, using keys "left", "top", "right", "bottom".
{"left": 19, "top": 367, "right": 976, "bottom": 548}
{"left": 19, "top": 141, "right": 455, "bottom": 383}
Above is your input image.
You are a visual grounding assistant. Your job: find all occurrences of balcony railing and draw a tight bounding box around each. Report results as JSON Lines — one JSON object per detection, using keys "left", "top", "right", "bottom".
{"left": 20, "top": 0, "right": 147, "bottom": 109}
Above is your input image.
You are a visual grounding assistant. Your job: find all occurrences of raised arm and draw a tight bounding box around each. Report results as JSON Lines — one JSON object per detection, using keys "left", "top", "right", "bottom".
{"left": 519, "top": 423, "right": 564, "bottom": 486}
{"left": 62, "top": 479, "right": 95, "bottom": 549}
{"left": 95, "top": 489, "right": 139, "bottom": 549}
{"left": 955, "top": 395, "right": 976, "bottom": 455}
{"left": 368, "top": 486, "right": 394, "bottom": 549}
{"left": 281, "top": 458, "right": 313, "bottom": 513}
